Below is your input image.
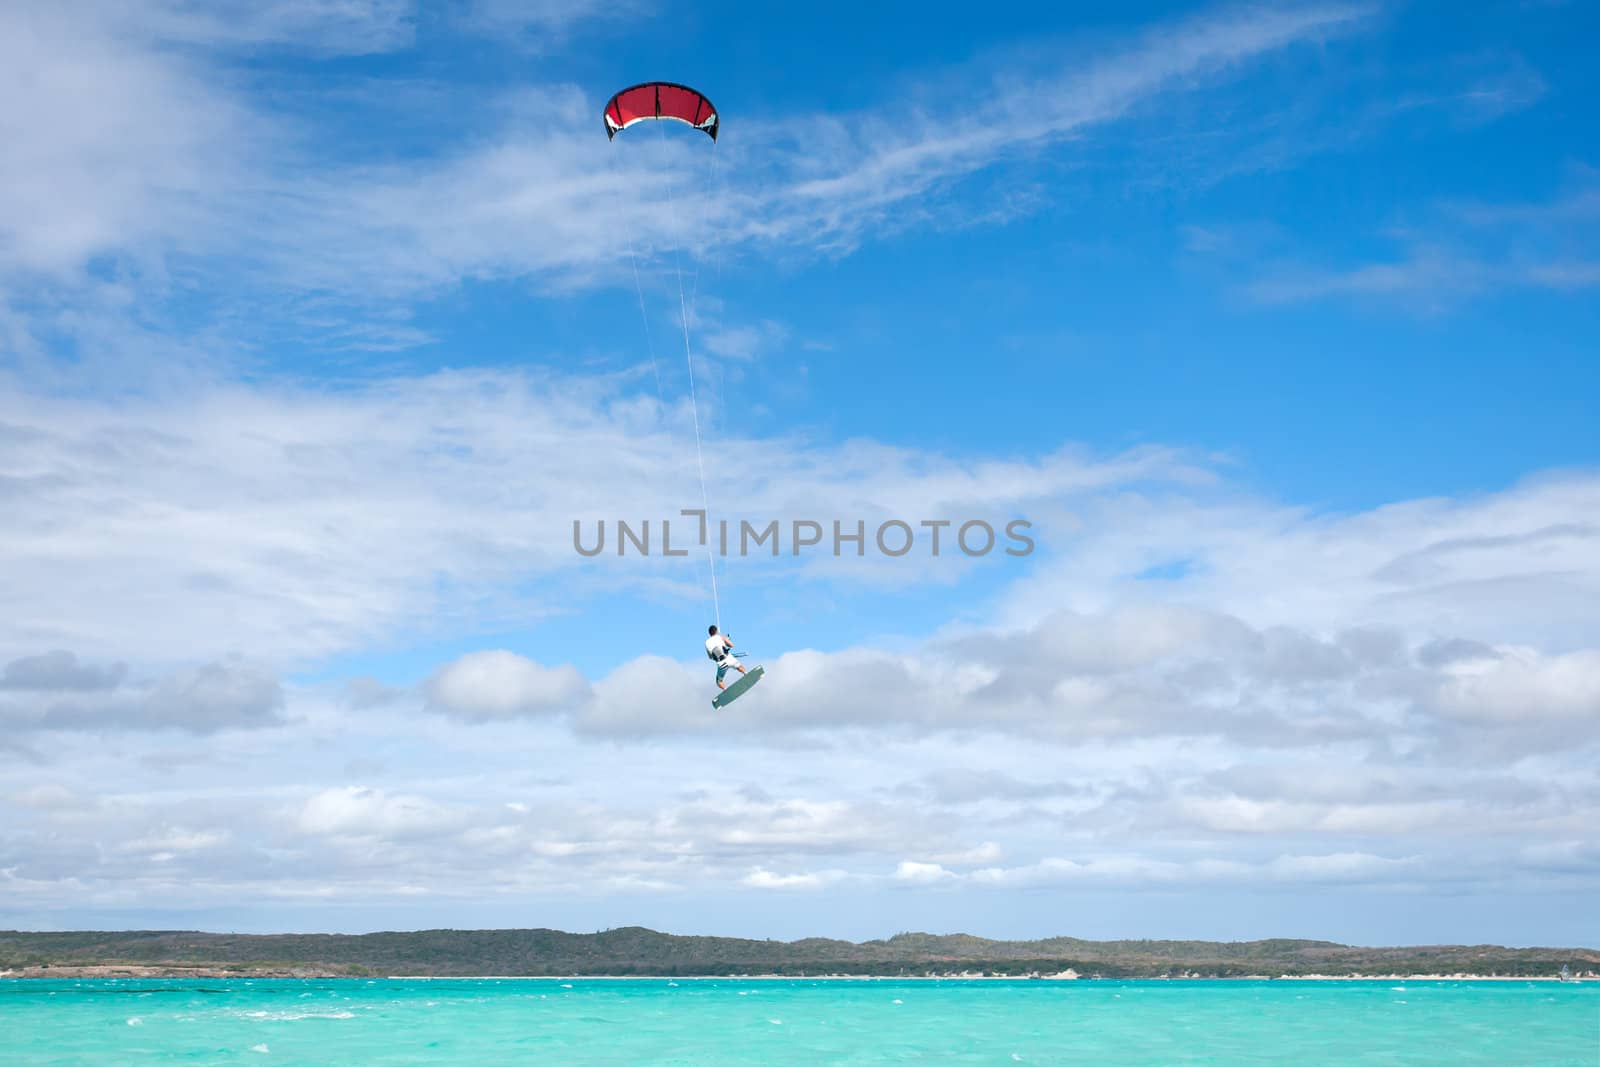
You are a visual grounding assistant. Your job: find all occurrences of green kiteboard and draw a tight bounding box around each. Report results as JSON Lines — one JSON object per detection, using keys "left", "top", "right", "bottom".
{"left": 712, "top": 665, "right": 764, "bottom": 709}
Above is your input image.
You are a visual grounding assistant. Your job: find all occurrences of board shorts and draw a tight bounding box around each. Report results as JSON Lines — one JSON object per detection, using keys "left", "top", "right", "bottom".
{"left": 715, "top": 657, "right": 740, "bottom": 681}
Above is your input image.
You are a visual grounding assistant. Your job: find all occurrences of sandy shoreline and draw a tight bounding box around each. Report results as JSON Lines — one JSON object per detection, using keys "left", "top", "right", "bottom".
{"left": 1, "top": 966, "right": 1587, "bottom": 982}
{"left": 393, "top": 973, "right": 1585, "bottom": 982}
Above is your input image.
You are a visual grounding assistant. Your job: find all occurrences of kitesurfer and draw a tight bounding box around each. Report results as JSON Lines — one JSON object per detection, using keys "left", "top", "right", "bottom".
{"left": 705, "top": 625, "right": 746, "bottom": 691}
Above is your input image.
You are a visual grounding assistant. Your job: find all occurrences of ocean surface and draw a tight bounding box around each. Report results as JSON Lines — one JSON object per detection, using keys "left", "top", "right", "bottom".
{"left": 1, "top": 976, "right": 1595, "bottom": 1065}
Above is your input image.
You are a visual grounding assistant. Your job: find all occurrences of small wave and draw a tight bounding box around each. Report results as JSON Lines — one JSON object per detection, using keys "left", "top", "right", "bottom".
{"left": 239, "top": 1009, "right": 355, "bottom": 1021}
{"left": 126, "top": 1017, "right": 143, "bottom": 1027}
{"left": 251, "top": 1045, "right": 270, "bottom": 1054}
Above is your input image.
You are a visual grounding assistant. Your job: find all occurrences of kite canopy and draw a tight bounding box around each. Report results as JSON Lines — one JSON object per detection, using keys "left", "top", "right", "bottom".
{"left": 604, "top": 82, "right": 719, "bottom": 141}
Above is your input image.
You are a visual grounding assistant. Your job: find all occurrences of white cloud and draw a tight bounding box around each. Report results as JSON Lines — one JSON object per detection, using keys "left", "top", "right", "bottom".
{"left": 0, "top": 3, "right": 263, "bottom": 276}
{"left": 0, "top": 651, "right": 126, "bottom": 692}
{"left": 927, "top": 842, "right": 1005, "bottom": 865}
{"left": 581, "top": 655, "right": 708, "bottom": 733}
{"left": 0, "top": 364, "right": 1566, "bottom": 754}
{"left": 751, "top": 4, "right": 1372, "bottom": 254}
{"left": 1264, "top": 851, "right": 1418, "bottom": 883}
{"left": 121, "top": 828, "right": 230, "bottom": 855}
{"left": 146, "top": 661, "right": 285, "bottom": 731}
{"left": 107, "top": 0, "right": 417, "bottom": 54}
{"left": 894, "top": 861, "right": 956, "bottom": 884}
{"left": 460, "top": 0, "right": 646, "bottom": 43}
{"left": 996, "top": 473, "right": 1600, "bottom": 650}
{"left": 699, "top": 318, "right": 791, "bottom": 363}
{"left": 971, "top": 855, "right": 1213, "bottom": 887}
{"left": 0, "top": 371, "right": 1204, "bottom": 665}
{"left": 10, "top": 785, "right": 83, "bottom": 811}
{"left": 1434, "top": 648, "right": 1600, "bottom": 723}
{"left": 1247, "top": 250, "right": 1600, "bottom": 306}
{"left": 297, "top": 786, "right": 461, "bottom": 838}
{"left": 742, "top": 867, "right": 848, "bottom": 890}
{"left": 965, "top": 851, "right": 1419, "bottom": 888}
{"left": 677, "top": 795, "right": 911, "bottom": 855}
{"left": 547, "top": 599, "right": 1598, "bottom": 757}
{"left": 0, "top": 707, "right": 1593, "bottom": 928}
{"left": 425, "top": 651, "right": 590, "bottom": 721}
{"left": 0, "top": 355, "right": 1594, "bottom": 930}
{"left": 0, "top": 1, "right": 1595, "bottom": 937}
{"left": 1171, "top": 793, "right": 1466, "bottom": 836}
{"left": 0, "top": 1, "right": 1377, "bottom": 335}
{"left": 1241, "top": 181, "right": 1600, "bottom": 309}
{"left": 0, "top": 654, "right": 282, "bottom": 733}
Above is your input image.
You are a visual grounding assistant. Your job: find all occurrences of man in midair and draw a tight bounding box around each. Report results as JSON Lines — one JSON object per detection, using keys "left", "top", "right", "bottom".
{"left": 705, "top": 625, "right": 746, "bottom": 694}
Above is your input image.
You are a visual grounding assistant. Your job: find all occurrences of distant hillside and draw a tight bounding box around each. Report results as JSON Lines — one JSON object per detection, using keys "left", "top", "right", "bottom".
{"left": 2, "top": 928, "right": 1595, "bottom": 978}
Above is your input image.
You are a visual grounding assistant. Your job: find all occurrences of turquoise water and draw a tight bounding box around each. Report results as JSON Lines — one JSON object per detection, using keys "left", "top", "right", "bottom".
{"left": 2, "top": 977, "right": 1595, "bottom": 1065}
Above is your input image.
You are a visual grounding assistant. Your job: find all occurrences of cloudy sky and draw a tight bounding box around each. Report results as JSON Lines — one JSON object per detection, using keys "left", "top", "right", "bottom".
{"left": 2, "top": 0, "right": 1597, "bottom": 946}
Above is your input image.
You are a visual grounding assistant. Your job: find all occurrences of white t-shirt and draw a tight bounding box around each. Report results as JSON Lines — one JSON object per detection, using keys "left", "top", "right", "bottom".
{"left": 705, "top": 635, "right": 727, "bottom": 660}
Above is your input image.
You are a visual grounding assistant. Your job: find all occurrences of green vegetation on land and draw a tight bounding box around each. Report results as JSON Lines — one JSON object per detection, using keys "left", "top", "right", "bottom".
{"left": 2, "top": 928, "right": 1595, "bottom": 978}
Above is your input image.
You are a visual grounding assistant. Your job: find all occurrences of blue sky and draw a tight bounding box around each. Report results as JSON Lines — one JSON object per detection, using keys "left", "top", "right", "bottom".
{"left": 227, "top": 0, "right": 1598, "bottom": 505}
{"left": 1, "top": 0, "right": 1597, "bottom": 947}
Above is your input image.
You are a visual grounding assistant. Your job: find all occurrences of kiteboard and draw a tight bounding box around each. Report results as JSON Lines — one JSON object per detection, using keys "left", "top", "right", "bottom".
{"left": 712, "top": 665, "right": 764, "bottom": 709}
